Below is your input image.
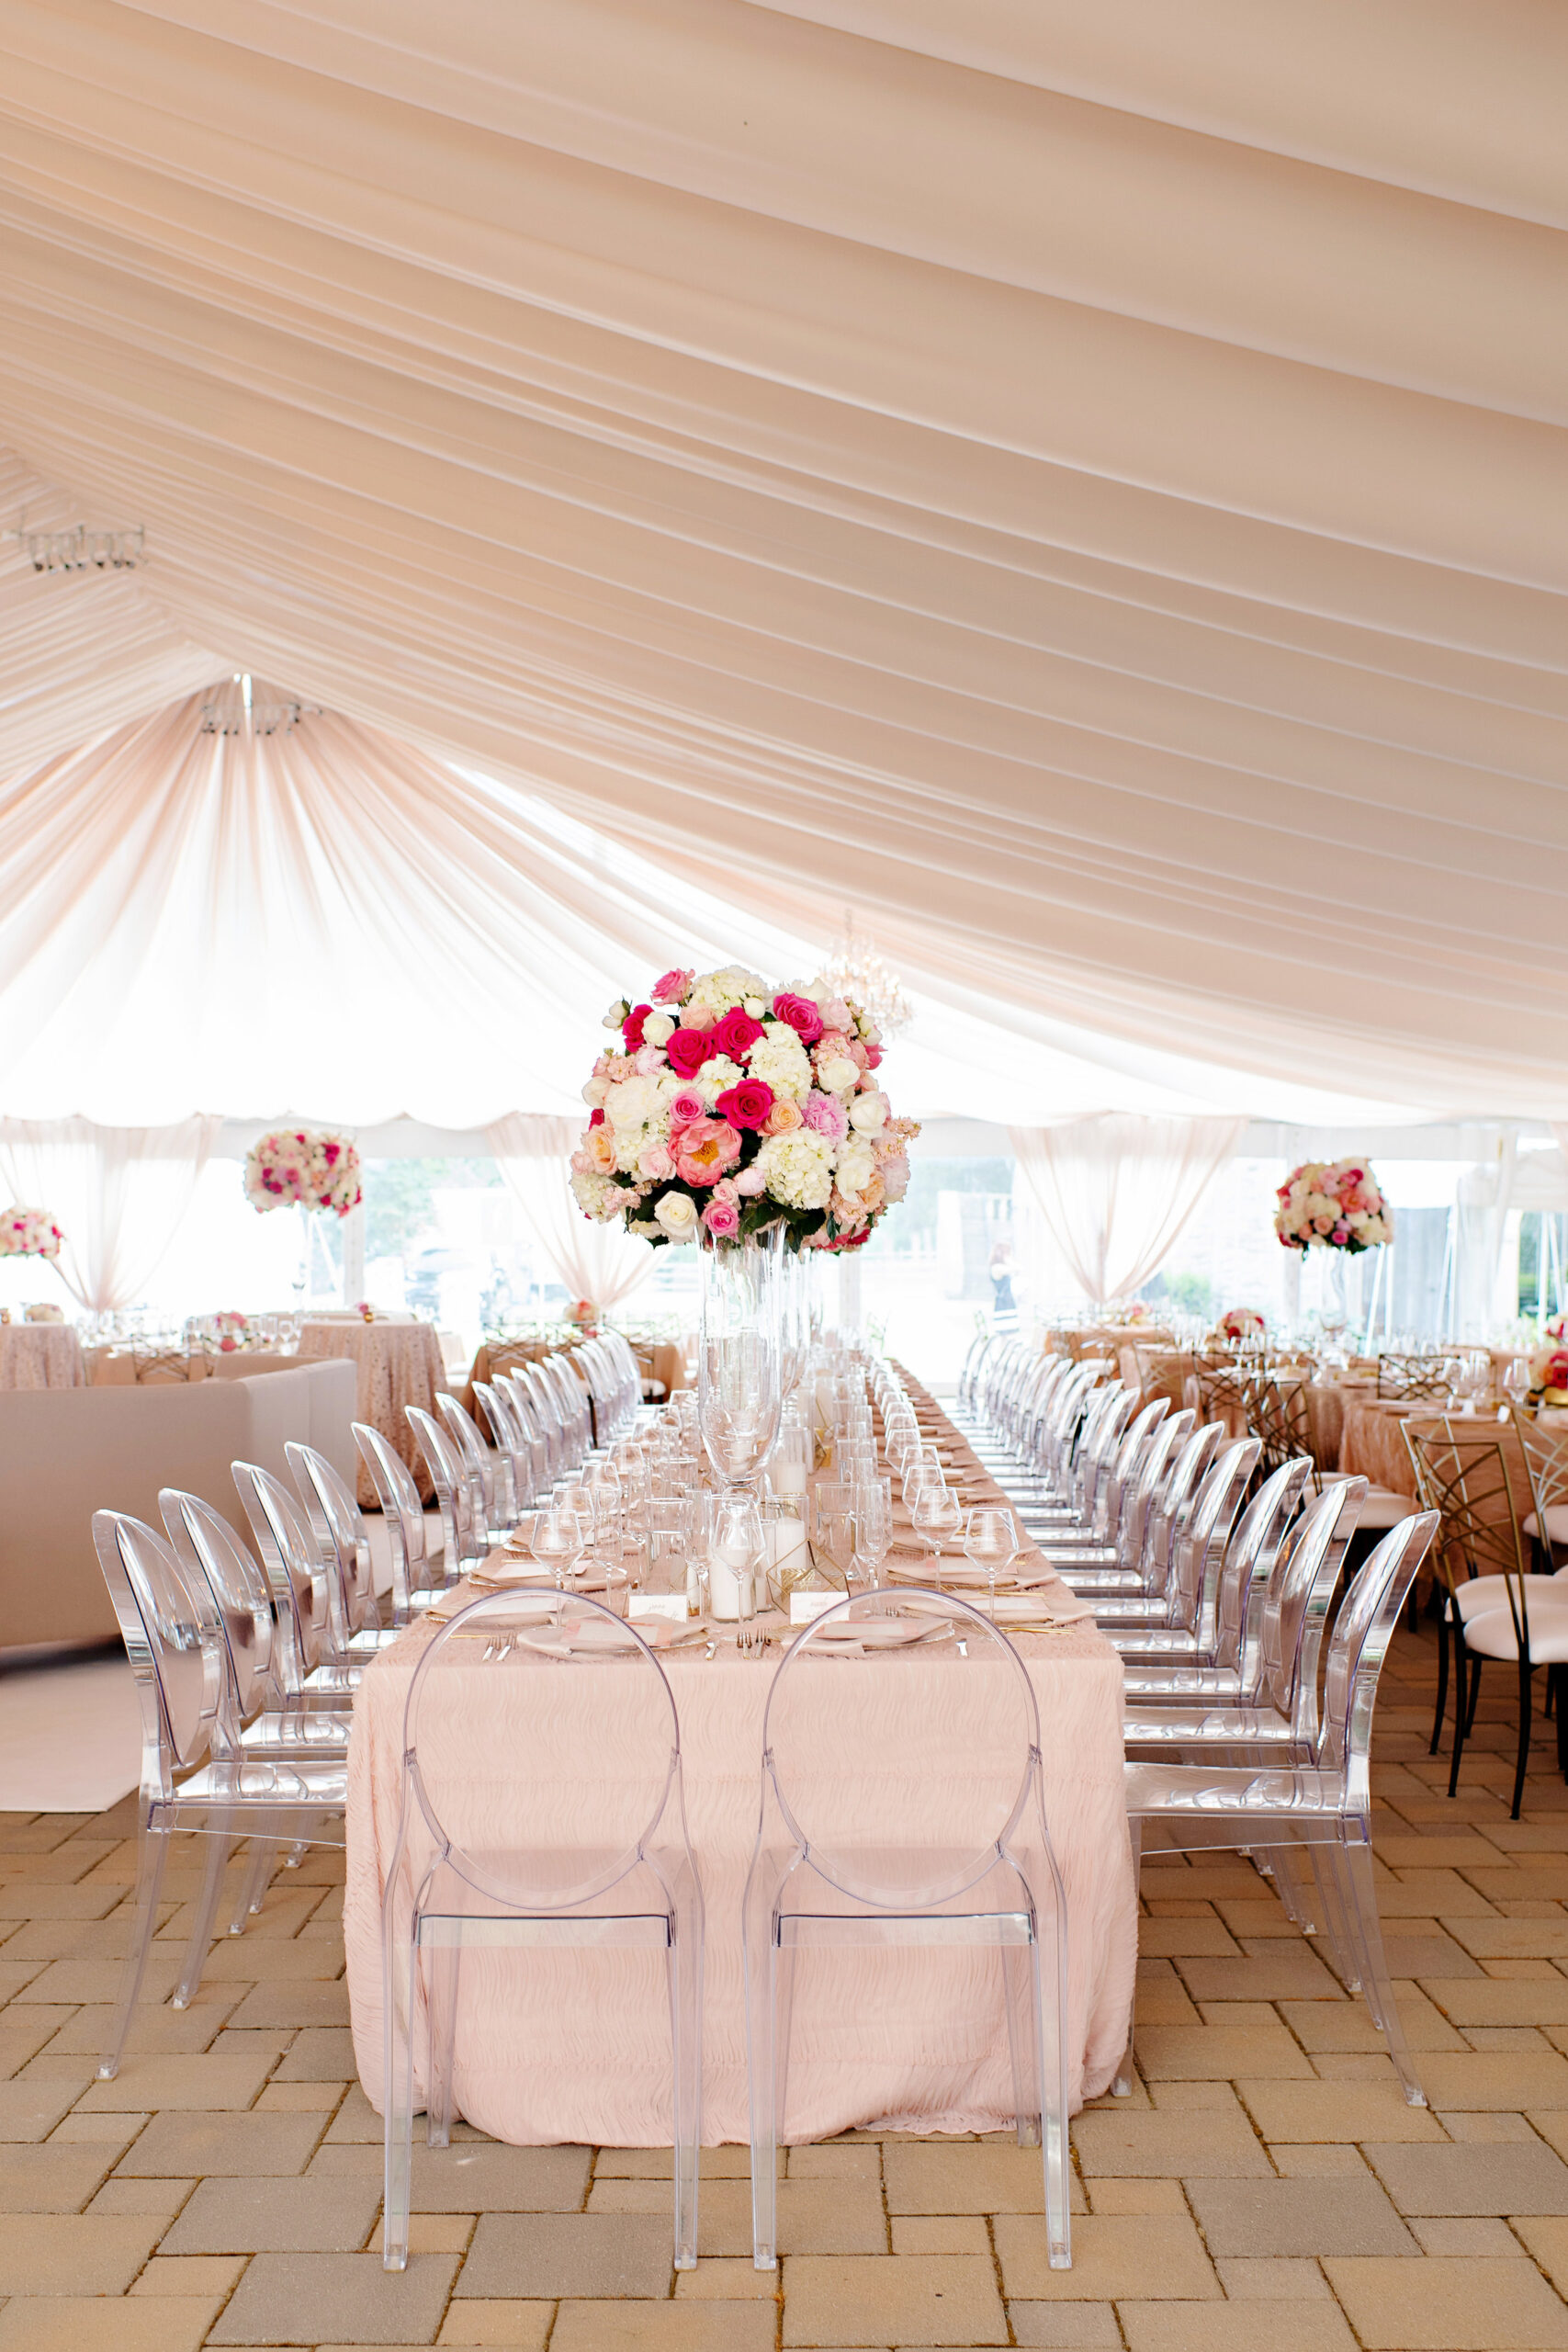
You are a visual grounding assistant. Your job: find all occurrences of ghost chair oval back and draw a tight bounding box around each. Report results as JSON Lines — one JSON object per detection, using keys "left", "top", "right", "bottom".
{"left": 380, "top": 1589, "right": 702, "bottom": 2273}
{"left": 288, "top": 1440, "right": 388, "bottom": 1645}
{"left": 1094, "top": 1439, "right": 1261, "bottom": 1651}
{"left": 473, "top": 1381, "right": 532, "bottom": 1515}
{"left": 1124, "top": 1510, "right": 1439, "bottom": 2106}
{"left": 436, "top": 1390, "right": 514, "bottom": 1532}
{"left": 496, "top": 1374, "right": 554, "bottom": 1506}
{"left": 232, "top": 1459, "right": 375, "bottom": 1682}
{"left": 90, "top": 1510, "right": 345, "bottom": 2078}
{"left": 744, "top": 1589, "right": 1072, "bottom": 2276}
{"left": 1406, "top": 1427, "right": 1568, "bottom": 1818}
{"left": 354, "top": 1419, "right": 451, "bottom": 1621}
{"left": 406, "top": 1406, "right": 490, "bottom": 1577}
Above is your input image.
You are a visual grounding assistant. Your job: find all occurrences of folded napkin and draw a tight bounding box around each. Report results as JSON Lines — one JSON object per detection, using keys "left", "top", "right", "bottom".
{"left": 883, "top": 1555, "right": 1060, "bottom": 1592}
{"left": 469, "top": 1563, "right": 615, "bottom": 1595}
{"left": 807, "top": 1614, "right": 953, "bottom": 1650}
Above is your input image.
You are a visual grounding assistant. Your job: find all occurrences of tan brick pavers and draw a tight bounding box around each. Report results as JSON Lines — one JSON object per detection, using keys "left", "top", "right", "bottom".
{"left": 3, "top": 1620, "right": 1568, "bottom": 2342}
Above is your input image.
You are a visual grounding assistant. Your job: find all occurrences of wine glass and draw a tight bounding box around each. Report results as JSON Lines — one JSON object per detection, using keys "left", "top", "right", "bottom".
{"left": 529, "top": 1505, "right": 582, "bottom": 1589}
{"left": 1504, "top": 1355, "right": 1530, "bottom": 1412}
{"left": 809, "top": 1481, "right": 858, "bottom": 1589}
{"left": 964, "top": 1506, "right": 1019, "bottom": 1617}
{"left": 911, "top": 1481, "right": 963, "bottom": 1576}
{"left": 850, "top": 1476, "right": 893, "bottom": 1590}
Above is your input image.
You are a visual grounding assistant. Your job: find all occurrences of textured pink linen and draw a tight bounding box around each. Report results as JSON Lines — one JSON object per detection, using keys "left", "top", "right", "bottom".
{"left": 344, "top": 1614, "right": 1135, "bottom": 2148}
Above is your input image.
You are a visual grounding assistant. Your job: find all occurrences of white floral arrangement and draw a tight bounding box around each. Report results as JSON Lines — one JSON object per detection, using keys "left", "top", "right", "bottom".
{"left": 571, "top": 963, "right": 919, "bottom": 1250}
{"left": 0, "top": 1207, "right": 63, "bottom": 1259}
{"left": 243, "top": 1129, "right": 362, "bottom": 1218}
{"left": 1274, "top": 1159, "right": 1392, "bottom": 1254}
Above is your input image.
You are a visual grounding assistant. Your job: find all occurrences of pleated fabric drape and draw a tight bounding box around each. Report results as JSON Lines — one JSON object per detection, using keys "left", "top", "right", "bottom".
{"left": 486, "top": 1114, "right": 654, "bottom": 1314}
{"left": 0, "top": 5, "right": 1562, "bottom": 1114}
{"left": 1010, "top": 1114, "right": 1244, "bottom": 1306}
{"left": 0, "top": 1114, "right": 220, "bottom": 1311}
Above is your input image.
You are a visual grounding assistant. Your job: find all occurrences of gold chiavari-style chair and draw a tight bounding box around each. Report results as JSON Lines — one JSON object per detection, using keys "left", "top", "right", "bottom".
{"left": 132, "top": 1342, "right": 208, "bottom": 1385}
{"left": 1513, "top": 1404, "right": 1568, "bottom": 1569}
{"left": 1378, "top": 1351, "right": 1454, "bottom": 1403}
{"left": 1405, "top": 1426, "right": 1568, "bottom": 1818}
{"left": 1245, "top": 1374, "right": 1316, "bottom": 1489}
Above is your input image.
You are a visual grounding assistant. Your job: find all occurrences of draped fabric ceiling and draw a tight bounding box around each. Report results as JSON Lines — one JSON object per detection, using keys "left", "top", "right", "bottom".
{"left": 0, "top": 0, "right": 1564, "bottom": 1122}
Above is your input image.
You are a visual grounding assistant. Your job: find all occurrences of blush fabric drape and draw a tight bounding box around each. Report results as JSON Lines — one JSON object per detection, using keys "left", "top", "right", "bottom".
{"left": 1010, "top": 1114, "right": 1244, "bottom": 1306}
{"left": 0, "top": 1114, "right": 220, "bottom": 1311}
{"left": 486, "top": 1114, "right": 654, "bottom": 1313}
{"left": 0, "top": 5, "right": 1562, "bottom": 1116}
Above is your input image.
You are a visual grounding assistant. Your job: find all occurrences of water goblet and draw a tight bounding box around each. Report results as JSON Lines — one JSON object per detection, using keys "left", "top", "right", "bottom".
{"left": 911, "top": 1481, "right": 963, "bottom": 1577}
{"left": 529, "top": 1505, "right": 582, "bottom": 1589}
{"left": 964, "top": 1506, "right": 1019, "bottom": 1616}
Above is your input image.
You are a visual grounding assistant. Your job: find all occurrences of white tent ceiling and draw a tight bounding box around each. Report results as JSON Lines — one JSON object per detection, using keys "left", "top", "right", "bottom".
{"left": 0, "top": 1, "right": 1563, "bottom": 1120}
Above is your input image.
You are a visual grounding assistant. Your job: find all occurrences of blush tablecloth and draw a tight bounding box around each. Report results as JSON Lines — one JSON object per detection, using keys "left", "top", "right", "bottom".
{"left": 298, "top": 1319, "right": 446, "bottom": 1505}
{"left": 343, "top": 1605, "right": 1135, "bottom": 2146}
{"left": 0, "top": 1325, "right": 85, "bottom": 1389}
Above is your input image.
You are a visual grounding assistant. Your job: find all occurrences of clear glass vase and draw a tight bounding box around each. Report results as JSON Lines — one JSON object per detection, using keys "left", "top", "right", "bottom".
{"left": 698, "top": 1225, "right": 784, "bottom": 1490}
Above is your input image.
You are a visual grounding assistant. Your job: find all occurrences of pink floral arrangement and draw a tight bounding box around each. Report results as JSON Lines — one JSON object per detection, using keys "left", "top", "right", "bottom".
{"left": 1216, "top": 1306, "right": 1266, "bottom": 1340}
{"left": 1274, "top": 1159, "right": 1392, "bottom": 1254}
{"left": 0, "top": 1207, "right": 63, "bottom": 1259}
{"left": 1529, "top": 1341, "right": 1568, "bottom": 1401}
{"left": 243, "top": 1129, "right": 362, "bottom": 1218}
{"left": 571, "top": 963, "right": 919, "bottom": 1251}
{"left": 213, "top": 1309, "right": 248, "bottom": 1351}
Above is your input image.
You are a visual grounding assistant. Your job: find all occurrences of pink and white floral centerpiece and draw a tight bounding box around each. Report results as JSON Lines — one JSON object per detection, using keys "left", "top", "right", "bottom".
{"left": 1274, "top": 1159, "right": 1393, "bottom": 1254}
{"left": 243, "top": 1129, "right": 362, "bottom": 1217}
{"left": 1215, "top": 1306, "right": 1266, "bottom": 1341}
{"left": 571, "top": 963, "right": 919, "bottom": 1250}
{"left": 0, "top": 1207, "right": 64, "bottom": 1259}
{"left": 213, "top": 1309, "right": 248, "bottom": 1351}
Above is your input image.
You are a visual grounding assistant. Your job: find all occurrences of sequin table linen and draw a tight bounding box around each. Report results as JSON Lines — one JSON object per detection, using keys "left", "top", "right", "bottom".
{"left": 297, "top": 1318, "right": 446, "bottom": 1504}
{"left": 0, "top": 1325, "right": 85, "bottom": 1389}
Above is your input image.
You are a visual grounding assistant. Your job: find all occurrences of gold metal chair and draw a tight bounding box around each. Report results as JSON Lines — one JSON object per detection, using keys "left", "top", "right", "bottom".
{"left": 1405, "top": 1427, "right": 1568, "bottom": 1817}
{"left": 1512, "top": 1404, "right": 1568, "bottom": 1568}
{"left": 132, "top": 1344, "right": 206, "bottom": 1384}
{"left": 1378, "top": 1351, "right": 1454, "bottom": 1403}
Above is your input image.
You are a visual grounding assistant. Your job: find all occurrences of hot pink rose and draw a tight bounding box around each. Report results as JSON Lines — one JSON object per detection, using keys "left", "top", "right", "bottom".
{"left": 712, "top": 1007, "right": 764, "bottom": 1061}
{"left": 621, "top": 1002, "right": 652, "bottom": 1050}
{"left": 703, "top": 1197, "right": 740, "bottom": 1238}
{"left": 802, "top": 1090, "right": 848, "bottom": 1143}
{"left": 715, "top": 1078, "right": 774, "bottom": 1130}
{"left": 666, "top": 1027, "right": 716, "bottom": 1079}
{"left": 863, "top": 1041, "right": 883, "bottom": 1069}
{"left": 651, "top": 967, "right": 693, "bottom": 1004}
{"left": 673, "top": 1117, "right": 742, "bottom": 1187}
{"left": 669, "top": 1087, "right": 706, "bottom": 1125}
{"left": 588, "top": 1107, "right": 605, "bottom": 1127}
{"left": 771, "top": 991, "right": 824, "bottom": 1045}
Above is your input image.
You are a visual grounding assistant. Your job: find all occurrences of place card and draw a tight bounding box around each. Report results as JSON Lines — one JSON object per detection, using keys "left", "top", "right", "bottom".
{"left": 630, "top": 1594, "right": 689, "bottom": 1624}
{"left": 790, "top": 1590, "right": 840, "bottom": 1623}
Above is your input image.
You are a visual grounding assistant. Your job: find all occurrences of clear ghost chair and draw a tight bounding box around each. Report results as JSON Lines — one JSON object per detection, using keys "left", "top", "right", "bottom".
{"left": 1121, "top": 1477, "right": 1363, "bottom": 1748}
{"left": 406, "top": 1407, "right": 491, "bottom": 1575}
{"left": 1050, "top": 1411, "right": 1199, "bottom": 1595}
{"left": 437, "top": 1391, "right": 515, "bottom": 1531}
{"left": 744, "top": 1589, "right": 1071, "bottom": 2274}
{"left": 231, "top": 1460, "right": 385, "bottom": 1685}
{"left": 1124, "top": 1510, "right": 1439, "bottom": 2105}
{"left": 497, "top": 1374, "right": 554, "bottom": 1501}
{"left": 474, "top": 1381, "right": 533, "bottom": 1512}
{"left": 511, "top": 1366, "right": 565, "bottom": 1487}
{"left": 1090, "top": 1439, "right": 1260, "bottom": 1644}
{"left": 1031, "top": 1396, "right": 1168, "bottom": 1548}
{"left": 354, "top": 1420, "right": 453, "bottom": 1620}
{"left": 380, "top": 1589, "right": 703, "bottom": 2272}
{"left": 91, "top": 1510, "right": 346, "bottom": 2079}
{"left": 288, "top": 1442, "right": 386, "bottom": 1640}
{"left": 1116, "top": 1458, "right": 1313, "bottom": 1682}
{"left": 1032, "top": 1404, "right": 1178, "bottom": 1576}
{"left": 1063, "top": 1422, "right": 1225, "bottom": 1611}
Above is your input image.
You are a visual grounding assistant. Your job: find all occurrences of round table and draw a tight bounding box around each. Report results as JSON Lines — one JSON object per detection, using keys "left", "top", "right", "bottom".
{"left": 298, "top": 1318, "right": 447, "bottom": 1504}
{"left": 0, "top": 1324, "right": 85, "bottom": 1389}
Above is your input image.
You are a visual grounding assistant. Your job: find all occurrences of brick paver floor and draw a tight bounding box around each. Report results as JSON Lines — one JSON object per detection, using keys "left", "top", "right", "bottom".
{"left": 5, "top": 1618, "right": 1568, "bottom": 2347}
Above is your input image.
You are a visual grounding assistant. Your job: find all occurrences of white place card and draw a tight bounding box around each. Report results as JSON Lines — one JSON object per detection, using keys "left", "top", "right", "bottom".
{"left": 630, "top": 1594, "right": 689, "bottom": 1624}
{"left": 789, "top": 1590, "right": 840, "bottom": 1624}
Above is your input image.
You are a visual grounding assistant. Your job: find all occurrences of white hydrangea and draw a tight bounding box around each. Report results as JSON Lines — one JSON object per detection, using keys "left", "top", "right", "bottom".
{"left": 695, "top": 1054, "right": 744, "bottom": 1107}
{"left": 685, "top": 964, "right": 769, "bottom": 1023}
{"left": 570, "top": 1169, "right": 622, "bottom": 1220}
{"left": 749, "top": 1024, "right": 813, "bottom": 1102}
{"left": 756, "top": 1129, "right": 834, "bottom": 1211}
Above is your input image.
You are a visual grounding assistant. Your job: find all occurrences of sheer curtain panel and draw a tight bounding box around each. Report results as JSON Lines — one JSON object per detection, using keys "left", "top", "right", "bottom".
{"left": 0, "top": 1116, "right": 221, "bottom": 1313}
{"left": 486, "top": 1114, "right": 654, "bottom": 1313}
{"left": 1010, "top": 1114, "right": 1243, "bottom": 1307}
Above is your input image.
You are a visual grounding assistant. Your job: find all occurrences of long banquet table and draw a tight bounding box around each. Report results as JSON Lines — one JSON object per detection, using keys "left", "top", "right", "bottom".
{"left": 343, "top": 1391, "right": 1137, "bottom": 2146}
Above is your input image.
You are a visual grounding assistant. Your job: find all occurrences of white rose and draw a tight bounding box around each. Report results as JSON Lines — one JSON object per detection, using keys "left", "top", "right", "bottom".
{"left": 835, "top": 1137, "right": 876, "bottom": 1198}
{"left": 848, "top": 1091, "right": 887, "bottom": 1134}
{"left": 743, "top": 997, "right": 765, "bottom": 1018}
{"left": 603, "top": 998, "right": 629, "bottom": 1030}
{"left": 582, "top": 1075, "right": 609, "bottom": 1108}
{"left": 653, "top": 1190, "right": 699, "bottom": 1242}
{"left": 818, "top": 1054, "right": 860, "bottom": 1095}
{"left": 643, "top": 1011, "right": 675, "bottom": 1047}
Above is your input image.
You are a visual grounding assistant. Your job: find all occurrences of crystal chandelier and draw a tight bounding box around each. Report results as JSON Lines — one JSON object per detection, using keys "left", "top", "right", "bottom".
{"left": 20, "top": 523, "right": 144, "bottom": 573}
{"left": 819, "top": 907, "right": 914, "bottom": 1040}
{"left": 199, "top": 673, "right": 319, "bottom": 738}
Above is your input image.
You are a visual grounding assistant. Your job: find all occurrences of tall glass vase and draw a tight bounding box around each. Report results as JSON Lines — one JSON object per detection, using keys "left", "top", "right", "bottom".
{"left": 698, "top": 1225, "right": 784, "bottom": 1490}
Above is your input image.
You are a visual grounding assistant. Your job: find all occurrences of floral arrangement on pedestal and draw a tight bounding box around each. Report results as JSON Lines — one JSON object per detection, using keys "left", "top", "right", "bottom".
{"left": 571, "top": 963, "right": 919, "bottom": 1250}
{"left": 0, "top": 1207, "right": 63, "bottom": 1259}
{"left": 568, "top": 1298, "right": 599, "bottom": 1330}
{"left": 213, "top": 1310, "right": 248, "bottom": 1351}
{"left": 1528, "top": 1340, "right": 1568, "bottom": 1406}
{"left": 1214, "top": 1306, "right": 1266, "bottom": 1341}
{"left": 243, "top": 1129, "right": 362, "bottom": 1217}
{"left": 1274, "top": 1159, "right": 1393, "bottom": 1253}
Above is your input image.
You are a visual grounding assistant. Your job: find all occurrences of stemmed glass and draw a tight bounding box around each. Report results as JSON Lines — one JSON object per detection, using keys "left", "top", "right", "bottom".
{"left": 529, "top": 1505, "right": 583, "bottom": 1589}
{"left": 964, "top": 1506, "right": 1020, "bottom": 1617}
{"left": 850, "top": 1476, "right": 892, "bottom": 1591}
{"left": 911, "top": 1480, "right": 963, "bottom": 1577}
